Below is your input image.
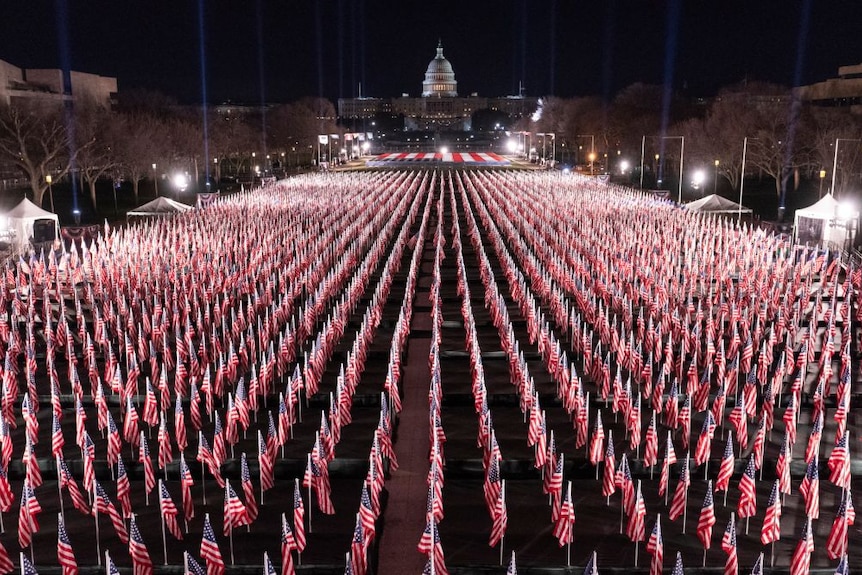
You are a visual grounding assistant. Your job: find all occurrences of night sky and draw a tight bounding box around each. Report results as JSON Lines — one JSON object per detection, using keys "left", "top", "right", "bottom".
{"left": 1, "top": 0, "right": 861, "bottom": 104}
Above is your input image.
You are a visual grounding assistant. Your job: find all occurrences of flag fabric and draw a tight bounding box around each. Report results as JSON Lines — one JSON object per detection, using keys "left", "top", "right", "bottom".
{"left": 715, "top": 432, "right": 735, "bottom": 493}
{"left": 200, "top": 514, "right": 226, "bottom": 575}
{"left": 57, "top": 513, "right": 78, "bottom": 575}
{"left": 602, "top": 430, "right": 616, "bottom": 498}
{"left": 646, "top": 514, "right": 663, "bottom": 575}
{"left": 737, "top": 456, "right": 757, "bottom": 519}
{"left": 18, "top": 480, "right": 41, "bottom": 549}
{"left": 179, "top": 454, "right": 195, "bottom": 521}
{"left": 489, "top": 480, "right": 507, "bottom": 547}
{"left": 761, "top": 480, "right": 782, "bottom": 545}
{"left": 669, "top": 454, "right": 690, "bottom": 521}
{"left": 223, "top": 479, "right": 250, "bottom": 535}
{"left": 93, "top": 479, "right": 129, "bottom": 544}
{"left": 159, "top": 480, "right": 183, "bottom": 540}
{"left": 626, "top": 481, "right": 646, "bottom": 542}
{"left": 129, "top": 516, "right": 154, "bottom": 575}
{"left": 671, "top": 551, "right": 684, "bottom": 575}
{"left": 293, "top": 481, "right": 307, "bottom": 553}
{"left": 20, "top": 554, "right": 38, "bottom": 575}
{"left": 280, "top": 514, "right": 296, "bottom": 575}
{"left": 697, "top": 480, "right": 716, "bottom": 549}
{"left": 721, "top": 513, "right": 738, "bottom": 575}
{"left": 790, "top": 516, "right": 814, "bottom": 575}
{"left": 0, "top": 539, "right": 12, "bottom": 575}
{"left": 828, "top": 431, "right": 851, "bottom": 489}
{"left": 241, "top": 452, "right": 259, "bottom": 522}
{"left": 799, "top": 457, "right": 820, "bottom": 520}
{"left": 826, "top": 490, "right": 851, "bottom": 560}
{"left": 553, "top": 481, "right": 575, "bottom": 547}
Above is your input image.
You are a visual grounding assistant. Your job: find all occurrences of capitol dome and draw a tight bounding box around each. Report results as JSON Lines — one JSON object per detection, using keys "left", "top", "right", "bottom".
{"left": 422, "top": 40, "right": 458, "bottom": 97}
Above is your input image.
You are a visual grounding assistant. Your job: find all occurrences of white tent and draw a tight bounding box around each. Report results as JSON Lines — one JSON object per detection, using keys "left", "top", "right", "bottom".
{"left": 794, "top": 193, "right": 859, "bottom": 249}
{"left": 127, "top": 196, "right": 194, "bottom": 218}
{"left": 2, "top": 198, "right": 60, "bottom": 253}
{"left": 684, "top": 194, "right": 752, "bottom": 214}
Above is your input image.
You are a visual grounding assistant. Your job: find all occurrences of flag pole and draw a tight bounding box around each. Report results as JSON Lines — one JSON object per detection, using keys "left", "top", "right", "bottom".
{"left": 681, "top": 488, "right": 688, "bottom": 535}
{"left": 307, "top": 453, "right": 313, "bottom": 533}
{"left": 634, "top": 539, "right": 639, "bottom": 567}
{"left": 199, "top": 432, "right": 207, "bottom": 505}
{"left": 93, "top": 485, "right": 102, "bottom": 565}
{"left": 703, "top": 546, "right": 707, "bottom": 568}
{"left": 56, "top": 455, "right": 65, "bottom": 516}
{"left": 499, "top": 480, "right": 505, "bottom": 566}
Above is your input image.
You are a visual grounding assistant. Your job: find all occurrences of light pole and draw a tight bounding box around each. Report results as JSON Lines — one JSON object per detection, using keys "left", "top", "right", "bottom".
{"left": 588, "top": 152, "right": 596, "bottom": 176}
{"left": 830, "top": 138, "right": 862, "bottom": 197}
{"left": 152, "top": 163, "right": 158, "bottom": 196}
{"left": 738, "top": 137, "right": 750, "bottom": 220}
{"left": 819, "top": 169, "right": 826, "bottom": 198}
{"left": 713, "top": 159, "right": 720, "bottom": 195}
{"left": 45, "top": 174, "right": 54, "bottom": 212}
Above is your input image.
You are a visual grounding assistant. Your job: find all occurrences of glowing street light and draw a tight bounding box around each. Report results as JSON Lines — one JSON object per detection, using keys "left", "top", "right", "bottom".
{"left": 440, "top": 146, "right": 448, "bottom": 155}
{"left": 588, "top": 152, "right": 596, "bottom": 176}
{"left": 619, "top": 160, "right": 630, "bottom": 174}
{"left": 172, "top": 173, "right": 189, "bottom": 196}
{"left": 713, "top": 159, "right": 720, "bottom": 194}
{"left": 152, "top": 163, "right": 159, "bottom": 196}
{"left": 45, "top": 174, "right": 54, "bottom": 212}
{"left": 506, "top": 140, "right": 518, "bottom": 154}
{"left": 691, "top": 169, "right": 706, "bottom": 190}
{"left": 820, "top": 169, "right": 827, "bottom": 198}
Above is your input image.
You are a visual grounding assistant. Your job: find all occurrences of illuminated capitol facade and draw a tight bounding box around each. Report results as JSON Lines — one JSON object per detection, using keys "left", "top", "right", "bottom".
{"left": 338, "top": 41, "right": 538, "bottom": 131}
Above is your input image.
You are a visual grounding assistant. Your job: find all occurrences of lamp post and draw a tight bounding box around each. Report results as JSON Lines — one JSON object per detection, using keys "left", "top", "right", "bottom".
{"left": 738, "top": 137, "right": 757, "bottom": 220}
{"left": 830, "top": 138, "right": 862, "bottom": 198}
{"left": 819, "top": 169, "right": 826, "bottom": 198}
{"left": 152, "top": 163, "right": 158, "bottom": 196}
{"left": 713, "top": 159, "right": 720, "bottom": 195}
{"left": 45, "top": 174, "right": 54, "bottom": 212}
{"left": 588, "top": 152, "right": 596, "bottom": 176}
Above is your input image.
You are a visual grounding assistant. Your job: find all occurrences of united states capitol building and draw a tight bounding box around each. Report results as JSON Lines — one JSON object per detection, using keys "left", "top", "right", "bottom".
{"left": 338, "top": 41, "right": 538, "bottom": 131}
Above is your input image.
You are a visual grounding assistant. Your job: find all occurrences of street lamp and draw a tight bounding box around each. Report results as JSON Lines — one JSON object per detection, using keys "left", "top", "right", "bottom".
{"left": 45, "top": 174, "right": 54, "bottom": 212}
{"left": 830, "top": 138, "right": 862, "bottom": 197}
{"left": 820, "top": 169, "right": 827, "bottom": 198}
{"left": 588, "top": 152, "right": 596, "bottom": 176}
{"left": 692, "top": 169, "right": 706, "bottom": 191}
{"left": 713, "top": 159, "right": 720, "bottom": 195}
{"left": 152, "top": 163, "right": 159, "bottom": 196}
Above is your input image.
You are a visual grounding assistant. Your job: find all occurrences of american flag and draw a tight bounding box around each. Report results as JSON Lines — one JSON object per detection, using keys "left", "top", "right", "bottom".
{"left": 263, "top": 551, "right": 277, "bottom": 575}
{"left": 750, "top": 553, "right": 764, "bottom": 575}
{"left": 349, "top": 513, "right": 367, "bottom": 575}
{"left": 827, "top": 431, "right": 850, "bottom": 488}
{"left": 57, "top": 456, "right": 89, "bottom": 516}
{"left": 626, "top": 481, "right": 646, "bottom": 542}
{"left": 671, "top": 551, "right": 684, "bottom": 575}
{"left": 0, "top": 539, "right": 12, "bottom": 575}
{"left": 720, "top": 513, "right": 738, "bottom": 575}
{"left": 93, "top": 479, "right": 129, "bottom": 544}
{"left": 200, "top": 514, "right": 225, "bottom": 575}
{"left": 645, "top": 514, "right": 663, "bottom": 575}
{"left": 483, "top": 454, "right": 502, "bottom": 514}
{"left": 826, "top": 490, "right": 851, "bottom": 560}
{"left": 52, "top": 410, "right": 65, "bottom": 457}
{"left": 589, "top": 409, "right": 605, "bottom": 466}
{"left": 359, "top": 483, "right": 377, "bottom": 539}
{"left": 20, "top": 553, "right": 38, "bottom": 575}
{"left": 293, "top": 480, "right": 307, "bottom": 553}
{"left": 602, "top": 431, "right": 616, "bottom": 498}
{"left": 737, "top": 456, "right": 757, "bottom": 519}
{"left": 489, "top": 480, "right": 507, "bottom": 547}
{"left": 18, "top": 480, "right": 41, "bottom": 549}
{"left": 129, "top": 516, "right": 154, "bottom": 575}
{"left": 669, "top": 454, "right": 690, "bottom": 521}
{"left": 0, "top": 461, "right": 13, "bottom": 513}
{"left": 258, "top": 431, "right": 274, "bottom": 492}
{"left": 139, "top": 431, "right": 156, "bottom": 496}
{"left": 790, "top": 516, "right": 814, "bottom": 575}
{"left": 185, "top": 552, "right": 205, "bottom": 575}
{"left": 761, "top": 479, "right": 782, "bottom": 545}
{"left": 159, "top": 480, "right": 183, "bottom": 540}
{"left": 116, "top": 457, "right": 132, "bottom": 518}
{"left": 223, "top": 479, "right": 250, "bottom": 535}
{"left": 834, "top": 554, "right": 848, "bottom": 575}
{"left": 553, "top": 481, "right": 575, "bottom": 547}
{"left": 715, "top": 432, "right": 735, "bottom": 494}
{"left": 694, "top": 411, "right": 716, "bottom": 467}
{"left": 179, "top": 453, "right": 195, "bottom": 521}
{"left": 799, "top": 457, "right": 820, "bottom": 519}
{"left": 57, "top": 513, "right": 78, "bottom": 575}
{"left": 643, "top": 411, "right": 658, "bottom": 469}
{"left": 280, "top": 513, "right": 296, "bottom": 575}
{"left": 697, "top": 481, "right": 716, "bottom": 549}
{"left": 240, "top": 452, "right": 258, "bottom": 522}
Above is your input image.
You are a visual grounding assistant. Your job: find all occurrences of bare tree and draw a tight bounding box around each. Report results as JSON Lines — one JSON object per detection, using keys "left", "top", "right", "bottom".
{"left": 114, "top": 113, "right": 169, "bottom": 202}
{"left": 76, "top": 102, "right": 120, "bottom": 209}
{"left": 0, "top": 102, "right": 75, "bottom": 207}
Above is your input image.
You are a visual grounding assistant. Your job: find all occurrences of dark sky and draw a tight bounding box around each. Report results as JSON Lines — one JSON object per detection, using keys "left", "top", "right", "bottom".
{"left": 1, "top": 0, "right": 861, "bottom": 104}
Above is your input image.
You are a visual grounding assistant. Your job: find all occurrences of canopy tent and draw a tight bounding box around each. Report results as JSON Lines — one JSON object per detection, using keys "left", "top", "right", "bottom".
{"left": 1, "top": 197, "right": 60, "bottom": 253}
{"left": 127, "top": 196, "right": 194, "bottom": 218}
{"left": 683, "top": 194, "right": 752, "bottom": 214}
{"left": 794, "top": 193, "right": 859, "bottom": 249}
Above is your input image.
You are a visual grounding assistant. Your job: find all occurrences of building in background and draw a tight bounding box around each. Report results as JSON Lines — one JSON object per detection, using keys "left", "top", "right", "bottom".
{"left": 795, "top": 63, "right": 862, "bottom": 113}
{"left": 0, "top": 57, "right": 117, "bottom": 108}
{"left": 338, "top": 41, "right": 538, "bottom": 133}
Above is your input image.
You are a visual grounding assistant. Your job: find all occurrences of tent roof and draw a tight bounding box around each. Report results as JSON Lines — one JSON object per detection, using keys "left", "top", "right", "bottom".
{"left": 795, "top": 193, "right": 857, "bottom": 219}
{"left": 127, "top": 196, "right": 194, "bottom": 216}
{"left": 684, "top": 194, "right": 752, "bottom": 214}
{"left": 5, "top": 197, "right": 58, "bottom": 219}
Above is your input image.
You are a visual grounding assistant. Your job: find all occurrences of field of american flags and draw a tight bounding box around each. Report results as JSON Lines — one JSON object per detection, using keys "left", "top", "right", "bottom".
{"left": 0, "top": 168, "right": 858, "bottom": 574}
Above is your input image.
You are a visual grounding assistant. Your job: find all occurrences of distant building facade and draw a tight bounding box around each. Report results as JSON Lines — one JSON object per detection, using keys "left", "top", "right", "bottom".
{"left": 795, "top": 63, "right": 862, "bottom": 113}
{"left": 337, "top": 41, "right": 538, "bottom": 131}
{"left": 0, "top": 57, "right": 117, "bottom": 108}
